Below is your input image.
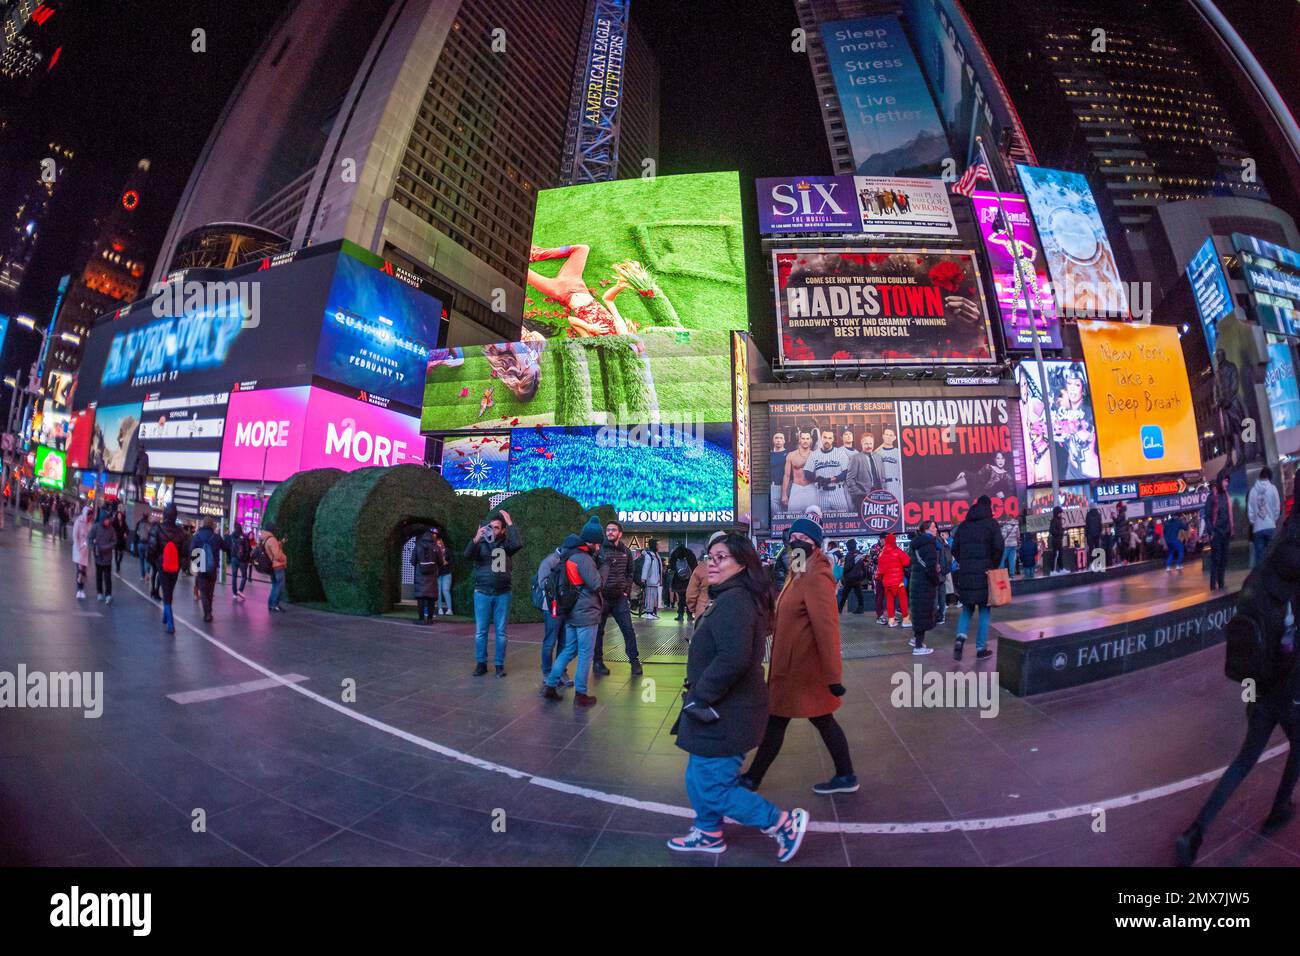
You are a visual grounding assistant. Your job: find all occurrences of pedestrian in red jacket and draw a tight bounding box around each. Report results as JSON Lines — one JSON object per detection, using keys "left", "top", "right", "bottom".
{"left": 874, "top": 533, "right": 911, "bottom": 628}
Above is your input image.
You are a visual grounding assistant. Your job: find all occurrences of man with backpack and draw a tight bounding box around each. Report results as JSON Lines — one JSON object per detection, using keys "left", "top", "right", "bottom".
{"left": 541, "top": 518, "right": 606, "bottom": 706}
{"left": 668, "top": 541, "right": 698, "bottom": 624}
{"left": 1176, "top": 500, "right": 1300, "bottom": 864}
{"left": 150, "top": 504, "right": 187, "bottom": 635}
{"left": 191, "top": 517, "right": 228, "bottom": 623}
{"left": 256, "top": 525, "right": 288, "bottom": 613}
{"left": 86, "top": 509, "right": 119, "bottom": 605}
{"left": 134, "top": 512, "right": 153, "bottom": 580}
{"left": 535, "top": 537, "right": 577, "bottom": 687}
{"left": 226, "top": 521, "right": 251, "bottom": 600}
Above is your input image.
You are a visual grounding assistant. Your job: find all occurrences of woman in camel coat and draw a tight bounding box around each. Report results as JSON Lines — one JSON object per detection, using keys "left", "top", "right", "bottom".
{"left": 741, "top": 518, "right": 858, "bottom": 795}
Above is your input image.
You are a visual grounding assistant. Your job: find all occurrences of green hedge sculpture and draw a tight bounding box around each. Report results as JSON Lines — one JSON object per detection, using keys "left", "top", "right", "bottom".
{"left": 263, "top": 467, "right": 345, "bottom": 603}
{"left": 312, "top": 464, "right": 481, "bottom": 615}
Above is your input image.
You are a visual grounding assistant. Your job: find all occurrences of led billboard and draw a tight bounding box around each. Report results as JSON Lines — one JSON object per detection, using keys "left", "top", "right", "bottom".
{"left": 1233, "top": 233, "right": 1300, "bottom": 337}
{"left": 87, "top": 401, "right": 143, "bottom": 474}
{"left": 1187, "top": 237, "right": 1232, "bottom": 354}
{"left": 769, "top": 396, "right": 1024, "bottom": 534}
{"left": 971, "top": 191, "right": 1060, "bottom": 350}
{"left": 1015, "top": 360, "right": 1100, "bottom": 485}
{"left": 821, "top": 16, "right": 948, "bottom": 177}
{"left": 1077, "top": 322, "right": 1200, "bottom": 478}
{"left": 138, "top": 391, "right": 228, "bottom": 477}
{"left": 421, "top": 327, "right": 733, "bottom": 432}
{"left": 34, "top": 445, "right": 66, "bottom": 490}
{"left": 441, "top": 434, "right": 510, "bottom": 495}
{"left": 773, "top": 248, "right": 995, "bottom": 365}
{"left": 1017, "top": 165, "right": 1129, "bottom": 319}
{"left": 525, "top": 172, "right": 746, "bottom": 341}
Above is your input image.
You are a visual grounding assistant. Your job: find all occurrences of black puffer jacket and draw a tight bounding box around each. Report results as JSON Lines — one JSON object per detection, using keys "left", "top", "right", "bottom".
{"left": 907, "top": 531, "right": 942, "bottom": 632}
{"left": 951, "top": 496, "right": 1004, "bottom": 606}
{"left": 465, "top": 523, "right": 522, "bottom": 594}
{"left": 411, "top": 532, "right": 446, "bottom": 599}
{"left": 601, "top": 540, "right": 633, "bottom": 599}
{"left": 673, "top": 574, "right": 770, "bottom": 758}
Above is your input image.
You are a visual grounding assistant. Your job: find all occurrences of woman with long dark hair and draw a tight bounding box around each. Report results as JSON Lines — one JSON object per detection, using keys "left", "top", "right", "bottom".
{"left": 668, "top": 532, "right": 809, "bottom": 860}
{"left": 740, "top": 518, "right": 857, "bottom": 795}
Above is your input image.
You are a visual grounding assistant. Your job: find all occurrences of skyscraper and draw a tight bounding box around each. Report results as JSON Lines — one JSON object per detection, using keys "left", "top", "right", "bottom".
{"left": 153, "top": 0, "right": 660, "bottom": 347}
{"left": 47, "top": 158, "right": 151, "bottom": 377}
{"left": 968, "top": 0, "right": 1269, "bottom": 280}
{"left": 0, "top": 141, "right": 72, "bottom": 303}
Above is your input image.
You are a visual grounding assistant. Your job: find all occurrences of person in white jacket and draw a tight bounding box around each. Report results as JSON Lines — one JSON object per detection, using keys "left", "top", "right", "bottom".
{"left": 639, "top": 539, "right": 664, "bottom": 619}
{"left": 1248, "top": 466, "right": 1282, "bottom": 566}
{"left": 71, "top": 505, "right": 92, "bottom": 600}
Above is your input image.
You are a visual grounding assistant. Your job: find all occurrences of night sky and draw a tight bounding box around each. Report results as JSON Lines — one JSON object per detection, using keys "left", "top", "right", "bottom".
{"left": 0, "top": 0, "right": 1295, "bottom": 418}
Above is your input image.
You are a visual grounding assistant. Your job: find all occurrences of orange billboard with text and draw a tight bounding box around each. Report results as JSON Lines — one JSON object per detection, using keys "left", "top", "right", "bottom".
{"left": 1077, "top": 322, "right": 1200, "bottom": 479}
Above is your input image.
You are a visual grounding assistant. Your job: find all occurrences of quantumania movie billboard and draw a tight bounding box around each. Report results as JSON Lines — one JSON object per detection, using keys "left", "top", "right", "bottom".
{"left": 773, "top": 248, "right": 995, "bottom": 365}
{"left": 769, "top": 396, "right": 1024, "bottom": 534}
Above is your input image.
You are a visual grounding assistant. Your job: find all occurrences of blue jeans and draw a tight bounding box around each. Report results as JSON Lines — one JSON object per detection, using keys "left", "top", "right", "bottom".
{"left": 138, "top": 550, "right": 149, "bottom": 579}
{"left": 438, "top": 572, "right": 452, "bottom": 614}
{"left": 230, "top": 558, "right": 248, "bottom": 594}
{"left": 268, "top": 568, "right": 285, "bottom": 609}
{"left": 684, "top": 754, "right": 781, "bottom": 832}
{"left": 547, "top": 623, "right": 596, "bottom": 693}
{"left": 1000, "top": 546, "right": 1018, "bottom": 575}
{"left": 542, "top": 611, "right": 568, "bottom": 678}
{"left": 473, "top": 590, "right": 511, "bottom": 666}
{"left": 1254, "top": 529, "right": 1275, "bottom": 566}
{"left": 956, "top": 603, "right": 991, "bottom": 651}
{"left": 1166, "top": 540, "right": 1185, "bottom": 568}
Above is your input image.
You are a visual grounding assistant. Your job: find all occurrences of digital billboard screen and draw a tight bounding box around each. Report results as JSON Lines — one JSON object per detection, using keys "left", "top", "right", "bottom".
{"left": 971, "top": 191, "right": 1060, "bottom": 350}
{"left": 525, "top": 172, "right": 746, "bottom": 341}
{"left": 314, "top": 251, "right": 442, "bottom": 410}
{"left": 87, "top": 401, "right": 143, "bottom": 474}
{"left": 138, "top": 391, "right": 228, "bottom": 477}
{"left": 855, "top": 176, "right": 956, "bottom": 237}
{"left": 1016, "top": 165, "right": 1129, "bottom": 319}
{"left": 769, "top": 396, "right": 1024, "bottom": 534}
{"left": 821, "top": 16, "right": 948, "bottom": 177}
{"left": 756, "top": 175, "right": 860, "bottom": 234}
{"left": 440, "top": 434, "right": 510, "bottom": 495}
{"left": 1187, "top": 237, "right": 1232, "bottom": 354}
{"left": 773, "top": 248, "right": 995, "bottom": 366}
{"left": 34, "top": 445, "right": 66, "bottom": 490}
{"left": 1078, "top": 321, "right": 1200, "bottom": 478}
{"left": 1233, "top": 233, "right": 1300, "bottom": 337}
{"left": 1015, "top": 360, "right": 1100, "bottom": 485}
{"left": 219, "top": 386, "right": 425, "bottom": 482}
{"left": 421, "top": 327, "right": 733, "bottom": 433}
{"left": 1267, "top": 339, "right": 1300, "bottom": 449}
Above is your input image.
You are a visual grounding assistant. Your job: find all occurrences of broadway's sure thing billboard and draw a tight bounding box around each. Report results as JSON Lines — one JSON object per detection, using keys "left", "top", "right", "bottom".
{"left": 971, "top": 191, "right": 1061, "bottom": 350}
{"left": 769, "top": 396, "right": 1024, "bottom": 534}
{"left": 821, "top": 16, "right": 949, "bottom": 177}
{"left": 1077, "top": 321, "right": 1200, "bottom": 478}
{"left": 1016, "top": 165, "right": 1129, "bottom": 319}
{"left": 756, "top": 175, "right": 956, "bottom": 237}
{"left": 1015, "top": 360, "right": 1101, "bottom": 485}
{"left": 773, "top": 248, "right": 995, "bottom": 365}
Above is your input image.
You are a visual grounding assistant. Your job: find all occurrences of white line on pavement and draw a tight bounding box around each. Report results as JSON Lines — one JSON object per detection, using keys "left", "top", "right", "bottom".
{"left": 167, "top": 674, "right": 309, "bottom": 705}
{"left": 114, "top": 574, "right": 1278, "bottom": 835}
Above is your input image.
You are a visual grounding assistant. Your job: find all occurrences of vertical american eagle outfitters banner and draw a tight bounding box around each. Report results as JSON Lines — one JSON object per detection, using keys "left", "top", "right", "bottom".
{"left": 768, "top": 396, "right": 1024, "bottom": 534}
{"left": 773, "top": 249, "right": 996, "bottom": 366}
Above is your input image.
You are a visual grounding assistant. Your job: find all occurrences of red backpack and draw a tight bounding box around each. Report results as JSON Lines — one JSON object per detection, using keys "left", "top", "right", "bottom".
{"left": 162, "top": 539, "right": 180, "bottom": 574}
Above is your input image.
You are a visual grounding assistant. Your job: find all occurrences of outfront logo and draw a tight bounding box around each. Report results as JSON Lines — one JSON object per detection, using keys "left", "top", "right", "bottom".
{"left": 1140, "top": 425, "right": 1165, "bottom": 460}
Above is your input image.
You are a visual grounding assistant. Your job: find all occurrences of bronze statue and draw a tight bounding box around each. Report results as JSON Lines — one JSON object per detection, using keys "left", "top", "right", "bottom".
{"left": 1214, "top": 348, "right": 1251, "bottom": 467}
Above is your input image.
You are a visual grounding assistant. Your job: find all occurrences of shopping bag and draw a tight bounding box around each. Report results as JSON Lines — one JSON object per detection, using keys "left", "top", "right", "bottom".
{"left": 987, "top": 567, "right": 1012, "bottom": 607}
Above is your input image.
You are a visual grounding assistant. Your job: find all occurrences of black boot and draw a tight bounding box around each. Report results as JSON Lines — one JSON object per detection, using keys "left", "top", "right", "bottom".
{"left": 1263, "top": 800, "right": 1295, "bottom": 836}
{"left": 1175, "top": 823, "right": 1203, "bottom": 866}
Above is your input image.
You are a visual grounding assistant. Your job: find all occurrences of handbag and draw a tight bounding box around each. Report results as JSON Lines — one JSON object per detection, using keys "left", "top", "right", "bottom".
{"left": 986, "top": 567, "right": 1012, "bottom": 607}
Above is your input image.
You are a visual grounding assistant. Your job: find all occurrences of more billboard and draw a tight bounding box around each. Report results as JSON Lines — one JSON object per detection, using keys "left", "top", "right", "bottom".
{"left": 1015, "top": 360, "right": 1100, "bottom": 485}
{"left": 971, "top": 191, "right": 1061, "bottom": 350}
{"left": 1016, "top": 165, "right": 1129, "bottom": 319}
{"left": 1077, "top": 321, "right": 1200, "bottom": 478}
{"left": 1233, "top": 233, "right": 1300, "bottom": 337}
{"left": 1187, "top": 237, "right": 1232, "bottom": 354}
{"left": 821, "top": 16, "right": 948, "bottom": 177}
{"left": 773, "top": 248, "right": 995, "bottom": 366}
{"left": 769, "top": 396, "right": 1024, "bottom": 534}
{"left": 525, "top": 172, "right": 746, "bottom": 340}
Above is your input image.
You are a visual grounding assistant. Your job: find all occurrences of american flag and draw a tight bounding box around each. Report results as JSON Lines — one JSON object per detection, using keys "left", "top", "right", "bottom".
{"left": 952, "top": 162, "right": 990, "bottom": 198}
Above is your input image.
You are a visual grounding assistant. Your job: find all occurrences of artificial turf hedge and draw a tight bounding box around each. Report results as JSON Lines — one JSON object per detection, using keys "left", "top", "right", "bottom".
{"left": 312, "top": 464, "right": 482, "bottom": 616}
{"left": 262, "top": 467, "right": 345, "bottom": 604}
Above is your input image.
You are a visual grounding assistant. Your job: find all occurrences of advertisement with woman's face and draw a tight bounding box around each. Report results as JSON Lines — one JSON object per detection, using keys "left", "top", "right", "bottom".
{"left": 1017, "top": 360, "right": 1101, "bottom": 484}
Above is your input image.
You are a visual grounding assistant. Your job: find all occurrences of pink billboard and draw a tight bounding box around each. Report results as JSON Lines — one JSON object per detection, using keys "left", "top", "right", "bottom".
{"left": 299, "top": 386, "right": 425, "bottom": 471}
{"left": 219, "top": 386, "right": 425, "bottom": 480}
{"left": 219, "top": 386, "right": 310, "bottom": 481}
{"left": 970, "top": 191, "right": 1061, "bottom": 351}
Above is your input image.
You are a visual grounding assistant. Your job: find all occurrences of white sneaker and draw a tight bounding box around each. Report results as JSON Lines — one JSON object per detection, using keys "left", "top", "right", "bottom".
{"left": 104, "top": 596, "right": 112, "bottom": 606}
{"left": 76, "top": 590, "right": 85, "bottom": 600}
{"left": 97, "top": 594, "right": 105, "bottom": 602}
{"left": 646, "top": 612, "right": 658, "bottom": 619}
{"left": 888, "top": 619, "right": 899, "bottom": 628}
{"left": 912, "top": 646, "right": 934, "bottom": 656}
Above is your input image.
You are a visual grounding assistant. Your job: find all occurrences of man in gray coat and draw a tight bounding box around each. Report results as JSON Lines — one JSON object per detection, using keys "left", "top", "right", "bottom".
{"left": 542, "top": 518, "right": 606, "bottom": 707}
